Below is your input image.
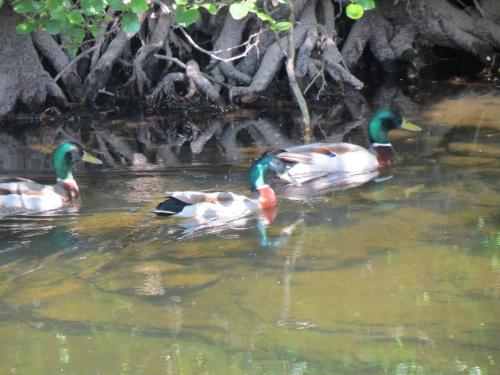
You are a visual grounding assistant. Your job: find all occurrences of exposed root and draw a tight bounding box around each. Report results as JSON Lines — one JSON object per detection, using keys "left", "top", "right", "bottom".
{"left": 32, "top": 30, "right": 83, "bottom": 100}
{"left": 90, "top": 9, "right": 116, "bottom": 69}
{"left": 0, "top": 7, "right": 66, "bottom": 119}
{"left": 229, "top": 0, "right": 315, "bottom": 102}
{"left": 320, "top": 0, "right": 364, "bottom": 89}
{"left": 286, "top": 0, "right": 312, "bottom": 132}
{"left": 186, "top": 60, "right": 225, "bottom": 106}
{"left": 295, "top": 12, "right": 318, "bottom": 79}
{"left": 147, "top": 72, "right": 186, "bottom": 108}
{"left": 211, "top": 14, "right": 252, "bottom": 84}
{"left": 2, "top": 0, "right": 500, "bottom": 118}
{"left": 83, "top": 15, "right": 145, "bottom": 103}
{"left": 129, "top": 13, "right": 170, "bottom": 96}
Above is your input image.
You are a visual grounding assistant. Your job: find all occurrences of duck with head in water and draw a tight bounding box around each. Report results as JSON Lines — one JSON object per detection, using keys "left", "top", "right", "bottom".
{"left": 0, "top": 142, "right": 102, "bottom": 215}
{"left": 271, "top": 108, "right": 422, "bottom": 184}
{"left": 153, "top": 153, "right": 295, "bottom": 219}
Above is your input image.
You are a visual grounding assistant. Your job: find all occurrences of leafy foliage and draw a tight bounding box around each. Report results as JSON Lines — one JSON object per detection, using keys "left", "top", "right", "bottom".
{"left": 346, "top": 3, "right": 364, "bottom": 20}
{"left": 10, "top": 0, "right": 376, "bottom": 54}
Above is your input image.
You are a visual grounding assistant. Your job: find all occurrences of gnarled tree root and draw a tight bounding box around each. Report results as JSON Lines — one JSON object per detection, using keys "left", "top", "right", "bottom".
{"left": 0, "top": 7, "right": 66, "bottom": 119}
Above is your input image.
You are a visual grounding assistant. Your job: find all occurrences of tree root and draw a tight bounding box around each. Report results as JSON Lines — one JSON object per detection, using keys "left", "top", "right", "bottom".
{"left": 211, "top": 14, "right": 252, "bottom": 84}
{"left": 2, "top": 0, "right": 500, "bottom": 118}
{"left": 340, "top": 0, "right": 500, "bottom": 77}
{"left": 90, "top": 9, "right": 116, "bottom": 69}
{"left": 319, "top": 0, "right": 364, "bottom": 89}
{"left": 147, "top": 72, "right": 186, "bottom": 108}
{"left": 229, "top": 0, "right": 315, "bottom": 102}
{"left": 32, "top": 30, "right": 83, "bottom": 100}
{"left": 129, "top": 13, "right": 170, "bottom": 96}
{"left": 186, "top": 60, "right": 225, "bottom": 106}
{"left": 83, "top": 15, "right": 145, "bottom": 103}
{"left": 0, "top": 7, "right": 66, "bottom": 119}
{"left": 406, "top": 0, "right": 500, "bottom": 60}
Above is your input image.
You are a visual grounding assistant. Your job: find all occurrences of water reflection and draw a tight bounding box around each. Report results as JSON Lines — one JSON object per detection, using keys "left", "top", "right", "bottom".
{"left": 0, "top": 85, "right": 499, "bottom": 374}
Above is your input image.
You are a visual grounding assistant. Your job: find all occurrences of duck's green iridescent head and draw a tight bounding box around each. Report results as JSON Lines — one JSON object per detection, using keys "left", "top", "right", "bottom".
{"left": 51, "top": 142, "right": 102, "bottom": 181}
{"left": 249, "top": 154, "right": 294, "bottom": 190}
{"left": 367, "top": 108, "right": 421, "bottom": 144}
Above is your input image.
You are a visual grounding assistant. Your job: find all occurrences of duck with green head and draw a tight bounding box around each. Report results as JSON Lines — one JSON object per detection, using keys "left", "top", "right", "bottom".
{"left": 272, "top": 108, "right": 422, "bottom": 183}
{"left": 0, "top": 142, "right": 102, "bottom": 214}
{"left": 153, "top": 154, "right": 294, "bottom": 219}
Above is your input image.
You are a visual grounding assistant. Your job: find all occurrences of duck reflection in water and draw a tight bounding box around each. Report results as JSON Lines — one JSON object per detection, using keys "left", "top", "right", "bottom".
{"left": 164, "top": 205, "right": 304, "bottom": 250}
{"left": 278, "top": 169, "right": 382, "bottom": 202}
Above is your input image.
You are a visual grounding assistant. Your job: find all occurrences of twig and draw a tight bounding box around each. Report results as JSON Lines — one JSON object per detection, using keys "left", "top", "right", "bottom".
{"left": 178, "top": 27, "right": 261, "bottom": 62}
{"left": 53, "top": 45, "right": 100, "bottom": 83}
{"left": 471, "top": 0, "right": 484, "bottom": 17}
{"left": 154, "top": 54, "right": 187, "bottom": 69}
{"left": 303, "top": 61, "right": 325, "bottom": 96}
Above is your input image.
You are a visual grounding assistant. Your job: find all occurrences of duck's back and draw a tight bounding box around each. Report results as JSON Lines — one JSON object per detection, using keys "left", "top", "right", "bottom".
{"left": 277, "top": 142, "right": 378, "bottom": 183}
{"left": 0, "top": 178, "right": 64, "bottom": 213}
{"left": 154, "top": 191, "right": 259, "bottom": 219}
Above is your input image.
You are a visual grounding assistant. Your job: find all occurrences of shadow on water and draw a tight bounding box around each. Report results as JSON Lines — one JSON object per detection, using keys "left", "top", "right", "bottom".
{"left": 0, "top": 82, "right": 499, "bottom": 374}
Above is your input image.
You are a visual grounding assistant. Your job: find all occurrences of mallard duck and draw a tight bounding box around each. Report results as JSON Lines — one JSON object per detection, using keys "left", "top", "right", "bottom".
{"left": 273, "top": 109, "right": 422, "bottom": 183}
{"left": 153, "top": 154, "right": 294, "bottom": 219}
{"left": 0, "top": 142, "right": 102, "bottom": 214}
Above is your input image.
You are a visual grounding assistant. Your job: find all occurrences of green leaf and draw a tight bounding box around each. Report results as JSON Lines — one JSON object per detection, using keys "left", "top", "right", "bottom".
{"left": 44, "top": 18, "right": 65, "bottom": 34}
{"left": 13, "top": 0, "right": 34, "bottom": 14}
{"left": 66, "top": 24, "right": 85, "bottom": 43}
{"left": 31, "top": 0, "right": 44, "bottom": 12}
{"left": 130, "top": 0, "right": 148, "bottom": 13}
{"left": 81, "top": 0, "right": 104, "bottom": 15}
{"left": 346, "top": 3, "right": 364, "bottom": 19}
{"left": 270, "top": 21, "right": 291, "bottom": 31}
{"left": 50, "top": 6, "right": 67, "bottom": 20}
{"left": 88, "top": 23, "right": 100, "bottom": 38}
{"left": 354, "top": 0, "right": 375, "bottom": 10}
{"left": 122, "top": 11, "right": 141, "bottom": 34}
{"left": 47, "top": 0, "right": 67, "bottom": 17}
{"left": 229, "top": 2, "right": 248, "bottom": 20}
{"left": 245, "top": 2, "right": 258, "bottom": 12}
{"left": 174, "top": 7, "right": 199, "bottom": 27}
{"left": 201, "top": 3, "right": 218, "bottom": 14}
{"left": 67, "top": 10, "right": 84, "bottom": 24}
{"left": 0, "top": 0, "right": 4, "bottom": 9}
{"left": 16, "top": 20, "right": 37, "bottom": 34}
{"left": 65, "top": 44, "right": 78, "bottom": 56}
{"left": 107, "top": 0, "right": 126, "bottom": 10}
{"left": 256, "top": 11, "right": 274, "bottom": 23}
{"left": 175, "top": 0, "right": 188, "bottom": 5}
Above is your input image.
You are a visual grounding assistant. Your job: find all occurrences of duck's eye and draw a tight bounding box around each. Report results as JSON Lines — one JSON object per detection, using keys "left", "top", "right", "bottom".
{"left": 69, "top": 145, "right": 83, "bottom": 163}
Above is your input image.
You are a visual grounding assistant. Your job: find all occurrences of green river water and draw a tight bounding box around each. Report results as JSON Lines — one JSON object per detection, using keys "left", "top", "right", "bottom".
{"left": 0, "top": 86, "right": 499, "bottom": 374}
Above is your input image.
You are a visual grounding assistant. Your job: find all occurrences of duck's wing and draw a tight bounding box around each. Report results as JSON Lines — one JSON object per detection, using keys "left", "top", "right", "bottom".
{"left": 154, "top": 191, "right": 252, "bottom": 217}
{"left": 275, "top": 143, "right": 376, "bottom": 183}
{"left": 0, "top": 179, "right": 52, "bottom": 196}
{"left": 279, "top": 143, "right": 367, "bottom": 157}
{"left": 0, "top": 177, "right": 33, "bottom": 183}
{"left": 166, "top": 191, "right": 246, "bottom": 204}
{"left": 0, "top": 179, "right": 65, "bottom": 215}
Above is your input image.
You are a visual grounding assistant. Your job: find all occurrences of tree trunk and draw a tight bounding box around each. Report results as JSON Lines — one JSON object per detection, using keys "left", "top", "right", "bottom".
{"left": 0, "top": 7, "right": 66, "bottom": 120}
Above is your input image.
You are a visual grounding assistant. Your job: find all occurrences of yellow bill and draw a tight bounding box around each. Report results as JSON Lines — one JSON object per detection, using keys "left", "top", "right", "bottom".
{"left": 401, "top": 118, "right": 422, "bottom": 132}
{"left": 82, "top": 150, "right": 103, "bottom": 164}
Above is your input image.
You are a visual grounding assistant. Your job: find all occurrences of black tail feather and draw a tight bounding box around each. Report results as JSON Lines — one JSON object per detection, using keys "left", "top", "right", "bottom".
{"left": 153, "top": 197, "right": 189, "bottom": 216}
